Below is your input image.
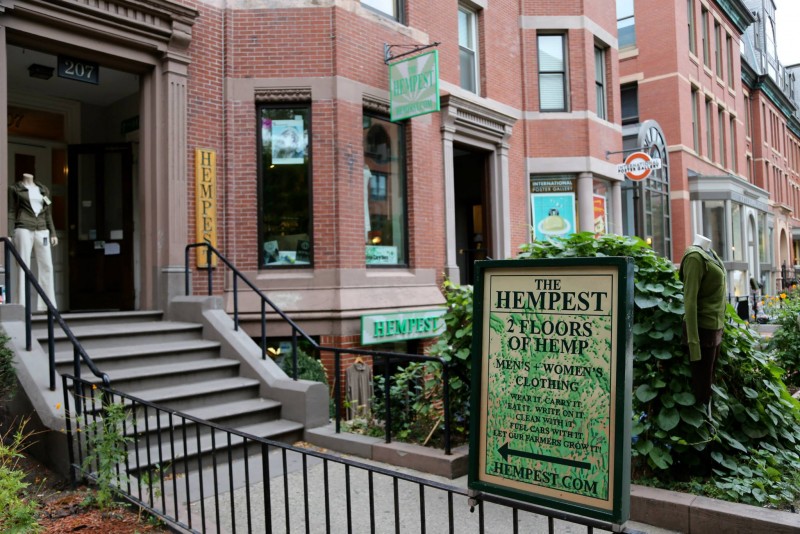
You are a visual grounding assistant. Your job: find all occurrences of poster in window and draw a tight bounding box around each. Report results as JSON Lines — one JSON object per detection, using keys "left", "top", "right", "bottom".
{"left": 271, "top": 119, "right": 306, "bottom": 165}
{"left": 593, "top": 194, "right": 607, "bottom": 236}
{"left": 531, "top": 193, "right": 576, "bottom": 240}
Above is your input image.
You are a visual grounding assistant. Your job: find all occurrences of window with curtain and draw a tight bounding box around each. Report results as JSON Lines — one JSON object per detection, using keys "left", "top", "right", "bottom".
{"left": 616, "top": 0, "right": 635, "bottom": 47}
{"left": 458, "top": 5, "right": 479, "bottom": 94}
{"left": 594, "top": 46, "right": 607, "bottom": 120}
{"left": 363, "top": 114, "right": 407, "bottom": 266}
{"left": 538, "top": 34, "right": 567, "bottom": 111}
{"left": 259, "top": 105, "right": 312, "bottom": 267}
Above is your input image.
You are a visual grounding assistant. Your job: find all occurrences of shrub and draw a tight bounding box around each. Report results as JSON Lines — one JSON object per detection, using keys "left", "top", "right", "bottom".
{"left": 0, "top": 420, "right": 41, "bottom": 532}
{"left": 767, "top": 290, "right": 800, "bottom": 387}
{"left": 0, "top": 334, "right": 17, "bottom": 400}
{"left": 278, "top": 347, "right": 328, "bottom": 384}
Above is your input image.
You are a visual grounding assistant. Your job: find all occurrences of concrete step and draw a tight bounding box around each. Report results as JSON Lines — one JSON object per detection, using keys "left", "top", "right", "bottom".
{"left": 53, "top": 339, "right": 222, "bottom": 373}
{"left": 32, "top": 310, "right": 165, "bottom": 331}
{"left": 44, "top": 321, "right": 204, "bottom": 353}
{"left": 125, "top": 419, "right": 305, "bottom": 475}
{"left": 121, "top": 377, "right": 262, "bottom": 414}
{"left": 80, "top": 358, "right": 241, "bottom": 392}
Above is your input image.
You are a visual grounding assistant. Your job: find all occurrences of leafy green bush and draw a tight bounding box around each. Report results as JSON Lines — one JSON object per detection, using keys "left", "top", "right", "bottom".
{"left": 82, "top": 397, "right": 132, "bottom": 510}
{"left": 767, "top": 291, "right": 800, "bottom": 387}
{"left": 0, "top": 334, "right": 17, "bottom": 400}
{"left": 278, "top": 348, "right": 328, "bottom": 384}
{"left": 518, "top": 232, "right": 800, "bottom": 507}
{"left": 0, "top": 420, "right": 41, "bottom": 532}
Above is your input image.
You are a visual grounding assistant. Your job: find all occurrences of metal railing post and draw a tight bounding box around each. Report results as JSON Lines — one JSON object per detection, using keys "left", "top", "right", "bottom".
{"left": 442, "top": 363, "right": 451, "bottom": 455}
{"left": 207, "top": 246, "right": 213, "bottom": 295}
{"left": 384, "top": 356, "right": 391, "bottom": 444}
{"left": 24, "top": 275, "right": 31, "bottom": 350}
{"left": 261, "top": 300, "right": 267, "bottom": 360}
{"left": 233, "top": 275, "right": 239, "bottom": 331}
{"left": 184, "top": 246, "right": 191, "bottom": 296}
{"left": 334, "top": 350, "right": 341, "bottom": 434}
{"left": 292, "top": 329, "right": 298, "bottom": 380}
{"left": 48, "top": 310, "right": 55, "bottom": 391}
{"left": 4, "top": 245, "right": 11, "bottom": 303}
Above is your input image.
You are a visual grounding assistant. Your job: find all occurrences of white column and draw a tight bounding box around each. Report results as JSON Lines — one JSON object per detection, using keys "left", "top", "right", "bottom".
{"left": 442, "top": 117, "right": 459, "bottom": 282}
{"left": 577, "top": 173, "right": 595, "bottom": 233}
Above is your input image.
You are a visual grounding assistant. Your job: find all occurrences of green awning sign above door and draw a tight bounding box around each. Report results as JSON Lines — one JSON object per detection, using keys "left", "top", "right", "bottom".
{"left": 389, "top": 51, "right": 440, "bottom": 122}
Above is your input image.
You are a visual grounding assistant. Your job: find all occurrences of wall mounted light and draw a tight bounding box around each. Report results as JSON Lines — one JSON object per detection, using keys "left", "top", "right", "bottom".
{"left": 28, "top": 64, "right": 54, "bottom": 80}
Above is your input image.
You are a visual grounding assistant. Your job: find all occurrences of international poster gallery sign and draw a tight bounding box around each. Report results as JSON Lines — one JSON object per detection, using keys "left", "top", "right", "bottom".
{"left": 469, "top": 258, "right": 633, "bottom": 524}
{"left": 389, "top": 50, "right": 440, "bottom": 121}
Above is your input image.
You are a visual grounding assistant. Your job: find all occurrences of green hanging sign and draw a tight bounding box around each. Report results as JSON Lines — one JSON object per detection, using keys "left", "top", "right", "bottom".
{"left": 389, "top": 50, "right": 440, "bottom": 122}
{"left": 468, "top": 257, "right": 633, "bottom": 525}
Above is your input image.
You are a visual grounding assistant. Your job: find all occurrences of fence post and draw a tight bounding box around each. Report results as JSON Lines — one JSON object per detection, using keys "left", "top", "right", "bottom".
{"left": 4, "top": 244, "right": 11, "bottom": 303}
{"left": 335, "top": 350, "right": 341, "bottom": 434}
{"left": 384, "top": 356, "right": 391, "bottom": 444}
{"left": 442, "top": 363, "right": 451, "bottom": 455}
{"left": 48, "top": 310, "right": 55, "bottom": 391}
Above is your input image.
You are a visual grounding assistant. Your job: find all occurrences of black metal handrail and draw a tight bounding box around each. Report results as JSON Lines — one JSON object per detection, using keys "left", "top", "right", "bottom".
{"left": 63, "top": 374, "right": 617, "bottom": 534}
{"left": 185, "top": 242, "right": 453, "bottom": 454}
{"left": 1, "top": 237, "right": 109, "bottom": 390}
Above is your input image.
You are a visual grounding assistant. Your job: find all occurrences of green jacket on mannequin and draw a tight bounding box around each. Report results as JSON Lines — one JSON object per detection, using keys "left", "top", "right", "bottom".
{"left": 679, "top": 245, "right": 727, "bottom": 361}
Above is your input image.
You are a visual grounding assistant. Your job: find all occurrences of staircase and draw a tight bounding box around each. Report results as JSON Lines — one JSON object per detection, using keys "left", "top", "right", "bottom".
{"left": 15, "top": 298, "right": 328, "bottom": 497}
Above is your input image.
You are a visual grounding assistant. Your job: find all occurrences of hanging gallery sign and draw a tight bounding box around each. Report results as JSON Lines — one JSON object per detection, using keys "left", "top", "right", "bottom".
{"left": 195, "top": 148, "right": 218, "bottom": 268}
{"left": 530, "top": 176, "right": 576, "bottom": 240}
{"left": 468, "top": 257, "right": 633, "bottom": 524}
{"left": 389, "top": 50, "right": 440, "bottom": 122}
{"left": 617, "top": 151, "right": 661, "bottom": 181}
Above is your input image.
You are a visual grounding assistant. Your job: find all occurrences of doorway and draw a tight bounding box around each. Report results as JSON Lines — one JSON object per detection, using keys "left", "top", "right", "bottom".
{"left": 453, "top": 146, "right": 490, "bottom": 286}
{"left": 67, "top": 143, "right": 135, "bottom": 311}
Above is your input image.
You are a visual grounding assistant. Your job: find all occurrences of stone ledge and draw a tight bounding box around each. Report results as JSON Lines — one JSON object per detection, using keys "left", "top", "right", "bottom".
{"left": 631, "top": 485, "right": 800, "bottom": 533}
{"left": 304, "top": 423, "right": 469, "bottom": 479}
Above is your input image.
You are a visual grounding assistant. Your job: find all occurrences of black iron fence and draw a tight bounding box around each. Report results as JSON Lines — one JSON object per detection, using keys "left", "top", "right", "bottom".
{"left": 63, "top": 374, "right": 626, "bottom": 534}
{"left": 1, "top": 237, "right": 108, "bottom": 393}
{"left": 185, "top": 242, "right": 453, "bottom": 454}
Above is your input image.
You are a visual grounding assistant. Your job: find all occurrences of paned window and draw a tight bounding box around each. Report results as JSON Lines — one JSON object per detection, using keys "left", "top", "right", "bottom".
{"left": 687, "top": 0, "right": 696, "bottom": 54}
{"left": 701, "top": 200, "right": 726, "bottom": 256}
{"left": 458, "top": 5, "right": 479, "bottom": 94}
{"left": 691, "top": 88, "right": 700, "bottom": 151}
{"left": 714, "top": 21, "right": 722, "bottom": 76}
{"left": 616, "top": 0, "right": 635, "bottom": 48}
{"left": 718, "top": 109, "right": 726, "bottom": 167}
{"left": 361, "top": 0, "right": 402, "bottom": 22}
{"left": 726, "top": 35, "right": 734, "bottom": 89}
{"left": 363, "top": 114, "right": 407, "bottom": 266}
{"left": 259, "top": 105, "right": 312, "bottom": 267}
{"left": 730, "top": 117, "right": 737, "bottom": 173}
{"left": 621, "top": 84, "right": 639, "bottom": 125}
{"left": 594, "top": 47, "right": 607, "bottom": 120}
{"left": 701, "top": 8, "right": 710, "bottom": 66}
{"left": 538, "top": 34, "right": 567, "bottom": 111}
{"left": 705, "top": 98, "right": 714, "bottom": 159}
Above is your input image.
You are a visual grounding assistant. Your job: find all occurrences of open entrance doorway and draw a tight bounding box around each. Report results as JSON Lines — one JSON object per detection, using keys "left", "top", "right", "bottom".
{"left": 453, "top": 145, "right": 490, "bottom": 286}
{"left": 7, "top": 44, "right": 140, "bottom": 311}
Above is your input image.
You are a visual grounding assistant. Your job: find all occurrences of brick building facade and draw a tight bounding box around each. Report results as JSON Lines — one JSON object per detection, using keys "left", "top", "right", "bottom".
{"left": 0, "top": 1, "right": 623, "bottom": 362}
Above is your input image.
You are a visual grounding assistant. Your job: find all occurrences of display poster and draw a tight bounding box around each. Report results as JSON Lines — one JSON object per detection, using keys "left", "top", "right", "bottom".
{"left": 593, "top": 195, "right": 607, "bottom": 236}
{"left": 468, "top": 258, "right": 633, "bottom": 524}
{"left": 530, "top": 177, "right": 576, "bottom": 240}
{"left": 271, "top": 119, "right": 306, "bottom": 165}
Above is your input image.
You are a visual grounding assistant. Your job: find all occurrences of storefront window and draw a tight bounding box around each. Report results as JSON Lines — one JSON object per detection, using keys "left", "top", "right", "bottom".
{"left": 364, "top": 114, "right": 407, "bottom": 266}
{"left": 701, "top": 200, "right": 726, "bottom": 258}
{"left": 259, "top": 106, "right": 312, "bottom": 267}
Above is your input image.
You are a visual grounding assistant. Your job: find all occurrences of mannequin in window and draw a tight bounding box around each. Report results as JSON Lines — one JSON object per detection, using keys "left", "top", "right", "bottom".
{"left": 9, "top": 173, "right": 58, "bottom": 310}
{"left": 679, "top": 234, "right": 726, "bottom": 410}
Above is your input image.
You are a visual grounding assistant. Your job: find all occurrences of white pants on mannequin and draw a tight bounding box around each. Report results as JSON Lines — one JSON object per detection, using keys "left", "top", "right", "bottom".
{"left": 14, "top": 228, "right": 57, "bottom": 311}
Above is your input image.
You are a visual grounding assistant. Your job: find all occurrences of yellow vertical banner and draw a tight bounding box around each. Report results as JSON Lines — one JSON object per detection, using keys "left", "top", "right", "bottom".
{"left": 195, "top": 148, "right": 217, "bottom": 268}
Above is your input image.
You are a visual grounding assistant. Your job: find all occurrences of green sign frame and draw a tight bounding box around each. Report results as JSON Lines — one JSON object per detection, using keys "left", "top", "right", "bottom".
{"left": 468, "top": 257, "right": 633, "bottom": 525}
{"left": 389, "top": 50, "right": 440, "bottom": 122}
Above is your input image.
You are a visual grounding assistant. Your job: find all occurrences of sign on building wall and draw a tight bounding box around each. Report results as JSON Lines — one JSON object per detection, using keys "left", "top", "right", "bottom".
{"left": 469, "top": 258, "right": 633, "bottom": 524}
{"left": 530, "top": 176, "right": 576, "bottom": 240}
{"left": 195, "top": 148, "right": 217, "bottom": 268}
{"left": 361, "top": 308, "right": 447, "bottom": 345}
{"left": 389, "top": 51, "right": 440, "bottom": 122}
{"left": 617, "top": 151, "right": 661, "bottom": 181}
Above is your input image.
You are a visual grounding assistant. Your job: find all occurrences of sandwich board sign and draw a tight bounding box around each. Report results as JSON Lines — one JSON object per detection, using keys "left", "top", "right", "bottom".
{"left": 468, "top": 257, "right": 633, "bottom": 525}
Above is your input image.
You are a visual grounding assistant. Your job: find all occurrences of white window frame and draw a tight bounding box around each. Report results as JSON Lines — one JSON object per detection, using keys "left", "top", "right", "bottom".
{"left": 537, "top": 33, "right": 568, "bottom": 112}
{"left": 458, "top": 4, "right": 479, "bottom": 94}
{"left": 594, "top": 46, "right": 607, "bottom": 120}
